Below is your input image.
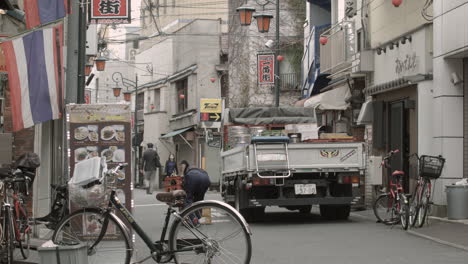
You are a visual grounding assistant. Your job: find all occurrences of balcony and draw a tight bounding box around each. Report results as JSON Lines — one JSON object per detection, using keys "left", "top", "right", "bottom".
{"left": 320, "top": 21, "right": 356, "bottom": 77}
{"left": 279, "top": 73, "right": 300, "bottom": 91}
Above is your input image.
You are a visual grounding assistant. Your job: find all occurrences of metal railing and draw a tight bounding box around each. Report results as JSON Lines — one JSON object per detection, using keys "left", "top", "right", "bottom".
{"left": 279, "top": 73, "right": 300, "bottom": 90}
{"left": 320, "top": 21, "right": 356, "bottom": 76}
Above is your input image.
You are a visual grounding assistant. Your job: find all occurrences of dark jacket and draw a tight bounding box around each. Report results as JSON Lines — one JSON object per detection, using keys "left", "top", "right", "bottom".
{"left": 141, "top": 148, "right": 161, "bottom": 171}
{"left": 165, "top": 160, "right": 178, "bottom": 176}
{"left": 183, "top": 166, "right": 211, "bottom": 205}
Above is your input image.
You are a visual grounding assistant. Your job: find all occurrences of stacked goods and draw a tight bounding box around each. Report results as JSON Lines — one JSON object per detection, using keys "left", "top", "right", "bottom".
{"left": 227, "top": 126, "right": 251, "bottom": 148}
{"left": 163, "top": 176, "right": 183, "bottom": 192}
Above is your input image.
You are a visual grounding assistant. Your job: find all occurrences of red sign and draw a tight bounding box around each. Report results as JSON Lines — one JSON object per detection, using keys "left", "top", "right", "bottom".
{"left": 85, "top": 90, "right": 91, "bottom": 104}
{"left": 258, "top": 54, "right": 275, "bottom": 86}
{"left": 90, "top": 0, "right": 131, "bottom": 24}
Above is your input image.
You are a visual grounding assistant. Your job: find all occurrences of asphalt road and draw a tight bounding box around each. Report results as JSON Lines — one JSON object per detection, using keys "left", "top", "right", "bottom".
{"left": 132, "top": 189, "right": 468, "bottom": 264}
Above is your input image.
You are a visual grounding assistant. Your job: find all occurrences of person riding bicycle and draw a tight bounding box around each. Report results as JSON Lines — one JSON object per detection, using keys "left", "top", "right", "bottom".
{"left": 180, "top": 160, "right": 211, "bottom": 208}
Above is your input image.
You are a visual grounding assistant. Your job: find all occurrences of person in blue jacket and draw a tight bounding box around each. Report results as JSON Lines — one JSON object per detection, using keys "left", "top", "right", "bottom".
{"left": 180, "top": 160, "right": 211, "bottom": 208}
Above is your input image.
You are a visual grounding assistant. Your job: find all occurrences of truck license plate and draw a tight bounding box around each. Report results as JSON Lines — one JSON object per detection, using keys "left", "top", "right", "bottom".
{"left": 294, "top": 184, "right": 316, "bottom": 195}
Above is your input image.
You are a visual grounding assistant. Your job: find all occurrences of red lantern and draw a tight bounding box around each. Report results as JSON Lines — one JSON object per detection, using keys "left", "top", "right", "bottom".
{"left": 277, "top": 55, "right": 284, "bottom": 62}
{"left": 320, "top": 36, "right": 328, "bottom": 45}
{"left": 392, "top": 0, "right": 402, "bottom": 7}
{"left": 210, "top": 77, "right": 216, "bottom": 83}
{"left": 150, "top": 104, "right": 155, "bottom": 109}
{"left": 179, "top": 94, "right": 185, "bottom": 100}
{"left": 123, "top": 91, "right": 132, "bottom": 102}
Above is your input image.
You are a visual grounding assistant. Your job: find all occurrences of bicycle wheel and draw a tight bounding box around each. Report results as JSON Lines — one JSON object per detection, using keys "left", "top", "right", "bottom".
{"left": 52, "top": 208, "right": 132, "bottom": 264}
{"left": 399, "top": 194, "right": 410, "bottom": 230}
{"left": 373, "top": 194, "right": 399, "bottom": 225}
{"left": 15, "top": 203, "right": 30, "bottom": 259}
{"left": 409, "top": 185, "right": 421, "bottom": 227}
{"left": 3, "top": 208, "right": 15, "bottom": 264}
{"left": 169, "top": 201, "right": 252, "bottom": 264}
{"left": 417, "top": 182, "right": 430, "bottom": 228}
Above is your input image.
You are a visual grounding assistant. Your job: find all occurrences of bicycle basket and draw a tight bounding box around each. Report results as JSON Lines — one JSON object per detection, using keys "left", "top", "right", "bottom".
{"left": 419, "top": 155, "right": 445, "bottom": 179}
{"left": 68, "top": 181, "right": 107, "bottom": 207}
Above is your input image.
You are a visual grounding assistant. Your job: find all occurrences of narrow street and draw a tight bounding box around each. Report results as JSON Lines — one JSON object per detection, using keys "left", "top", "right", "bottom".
{"left": 132, "top": 189, "right": 468, "bottom": 264}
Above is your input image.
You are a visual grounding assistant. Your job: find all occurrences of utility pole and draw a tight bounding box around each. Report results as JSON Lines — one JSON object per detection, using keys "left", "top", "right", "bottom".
{"left": 274, "top": 0, "right": 280, "bottom": 107}
{"left": 77, "top": 0, "right": 88, "bottom": 104}
{"left": 133, "top": 74, "right": 139, "bottom": 186}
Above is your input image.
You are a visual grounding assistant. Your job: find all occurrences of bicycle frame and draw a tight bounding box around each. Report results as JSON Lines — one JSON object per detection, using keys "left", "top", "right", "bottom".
{"left": 89, "top": 189, "right": 203, "bottom": 257}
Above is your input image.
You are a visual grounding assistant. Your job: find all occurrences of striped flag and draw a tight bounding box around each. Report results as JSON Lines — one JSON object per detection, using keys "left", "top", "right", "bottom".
{"left": 1, "top": 24, "right": 64, "bottom": 131}
{"left": 24, "top": 0, "right": 70, "bottom": 29}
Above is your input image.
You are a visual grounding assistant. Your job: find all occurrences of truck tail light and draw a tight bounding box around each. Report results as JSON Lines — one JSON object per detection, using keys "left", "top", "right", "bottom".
{"left": 252, "top": 177, "right": 271, "bottom": 185}
{"left": 351, "top": 176, "right": 360, "bottom": 184}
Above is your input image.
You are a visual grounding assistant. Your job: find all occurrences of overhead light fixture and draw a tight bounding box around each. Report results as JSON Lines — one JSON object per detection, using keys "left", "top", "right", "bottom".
{"left": 236, "top": 6, "right": 256, "bottom": 26}
{"left": 401, "top": 36, "right": 412, "bottom": 44}
{"left": 253, "top": 13, "right": 274, "bottom": 33}
{"left": 389, "top": 42, "right": 399, "bottom": 50}
{"left": 377, "top": 47, "right": 386, "bottom": 55}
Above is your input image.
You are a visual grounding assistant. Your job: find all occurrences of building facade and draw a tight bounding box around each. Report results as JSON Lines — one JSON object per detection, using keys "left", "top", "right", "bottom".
{"left": 135, "top": 19, "right": 224, "bottom": 186}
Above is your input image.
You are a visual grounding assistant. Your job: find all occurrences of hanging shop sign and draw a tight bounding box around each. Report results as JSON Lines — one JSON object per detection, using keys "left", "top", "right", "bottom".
{"left": 200, "top": 98, "right": 222, "bottom": 122}
{"left": 90, "top": 0, "right": 131, "bottom": 24}
{"left": 257, "top": 54, "right": 275, "bottom": 86}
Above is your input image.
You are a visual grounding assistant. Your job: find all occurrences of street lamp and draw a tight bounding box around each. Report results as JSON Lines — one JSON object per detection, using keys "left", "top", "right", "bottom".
{"left": 237, "top": 1, "right": 281, "bottom": 106}
{"left": 236, "top": 6, "right": 256, "bottom": 26}
{"left": 95, "top": 56, "right": 107, "bottom": 71}
{"left": 112, "top": 72, "right": 140, "bottom": 185}
{"left": 112, "top": 86, "right": 122, "bottom": 97}
{"left": 85, "top": 64, "right": 93, "bottom": 76}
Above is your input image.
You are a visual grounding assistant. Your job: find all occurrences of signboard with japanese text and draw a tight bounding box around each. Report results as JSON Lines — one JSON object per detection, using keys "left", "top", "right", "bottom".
{"left": 257, "top": 54, "right": 275, "bottom": 86}
{"left": 85, "top": 90, "right": 92, "bottom": 104}
{"left": 90, "top": 0, "right": 131, "bottom": 24}
{"left": 200, "top": 98, "right": 222, "bottom": 122}
{"left": 67, "top": 104, "right": 132, "bottom": 240}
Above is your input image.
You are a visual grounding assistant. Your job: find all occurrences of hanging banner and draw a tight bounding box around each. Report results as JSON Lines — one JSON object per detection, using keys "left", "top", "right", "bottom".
{"left": 67, "top": 104, "right": 132, "bottom": 240}
{"left": 257, "top": 54, "right": 275, "bottom": 86}
{"left": 90, "top": 0, "right": 131, "bottom": 24}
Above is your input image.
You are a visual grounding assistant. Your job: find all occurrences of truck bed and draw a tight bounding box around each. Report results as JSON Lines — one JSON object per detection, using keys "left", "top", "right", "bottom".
{"left": 221, "top": 142, "right": 365, "bottom": 175}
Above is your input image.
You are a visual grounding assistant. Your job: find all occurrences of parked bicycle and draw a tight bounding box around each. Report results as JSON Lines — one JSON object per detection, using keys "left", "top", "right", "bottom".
{"left": 373, "top": 149, "right": 411, "bottom": 230}
{"left": 0, "top": 168, "right": 34, "bottom": 263}
{"left": 31, "top": 183, "right": 69, "bottom": 230}
{"left": 52, "top": 163, "right": 252, "bottom": 264}
{"left": 409, "top": 154, "right": 445, "bottom": 228}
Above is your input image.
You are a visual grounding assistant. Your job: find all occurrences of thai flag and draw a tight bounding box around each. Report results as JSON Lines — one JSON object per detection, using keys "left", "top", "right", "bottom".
{"left": 24, "top": 0, "right": 70, "bottom": 29}
{"left": 1, "top": 24, "right": 64, "bottom": 132}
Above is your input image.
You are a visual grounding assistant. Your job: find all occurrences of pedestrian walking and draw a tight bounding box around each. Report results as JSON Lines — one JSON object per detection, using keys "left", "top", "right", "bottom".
{"left": 180, "top": 160, "right": 211, "bottom": 208}
{"left": 140, "top": 143, "right": 162, "bottom": 194}
{"left": 165, "top": 154, "right": 178, "bottom": 177}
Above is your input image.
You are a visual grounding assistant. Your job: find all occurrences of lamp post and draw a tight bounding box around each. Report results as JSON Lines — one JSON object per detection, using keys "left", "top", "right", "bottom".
{"left": 112, "top": 72, "right": 140, "bottom": 186}
{"left": 237, "top": 0, "right": 281, "bottom": 107}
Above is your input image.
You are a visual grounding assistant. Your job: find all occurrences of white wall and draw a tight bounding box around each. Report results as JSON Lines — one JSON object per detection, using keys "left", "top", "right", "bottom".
{"left": 431, "top": 0, "right": 468, "bottom": 205}
{"left": 369, "top": 0, "right": 430, "bottom": 48}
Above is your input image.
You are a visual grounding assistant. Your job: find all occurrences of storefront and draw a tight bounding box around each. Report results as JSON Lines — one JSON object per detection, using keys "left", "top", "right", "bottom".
{"left": 364, "top": 25, "right": 433, "bottom": 192}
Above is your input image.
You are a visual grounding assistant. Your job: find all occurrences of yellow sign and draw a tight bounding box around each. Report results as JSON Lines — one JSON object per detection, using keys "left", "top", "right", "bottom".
{"left": 200, "top": 98, "right": 222, "bottom": 113}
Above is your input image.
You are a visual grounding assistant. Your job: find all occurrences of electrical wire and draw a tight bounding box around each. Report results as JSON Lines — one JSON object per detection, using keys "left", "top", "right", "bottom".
{"left": 421, "top": 0, "right": 433, "bottom": 22}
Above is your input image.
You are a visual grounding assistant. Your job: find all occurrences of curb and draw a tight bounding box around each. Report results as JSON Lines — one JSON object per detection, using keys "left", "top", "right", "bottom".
{"left": 407, "top": 230, "right": 468, "bottom": 252}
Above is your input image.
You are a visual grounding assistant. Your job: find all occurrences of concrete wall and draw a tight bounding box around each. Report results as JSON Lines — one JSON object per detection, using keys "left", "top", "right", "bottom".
{"left": 369, "top": 0, "right": 430, "bottom": 48}
{"left": 431, "top": 0, "right": 468, "bottom": 207}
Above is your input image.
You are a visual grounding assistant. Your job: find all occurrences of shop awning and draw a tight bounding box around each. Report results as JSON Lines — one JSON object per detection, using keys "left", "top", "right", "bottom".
{"left": 160, "top": 127, "right": 192, "bottom": 139}
{"left": 304, "top": 83, "right": 351, "bottom": 110}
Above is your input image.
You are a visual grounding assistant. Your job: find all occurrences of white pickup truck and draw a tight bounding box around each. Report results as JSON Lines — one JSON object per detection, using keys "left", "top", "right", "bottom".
{"left": 220, "top": 107, "right": 365, "bottom": 222}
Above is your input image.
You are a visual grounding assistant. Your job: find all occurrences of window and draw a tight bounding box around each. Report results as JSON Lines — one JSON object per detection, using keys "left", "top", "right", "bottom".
{"left": 176, "top": 78, "right": 188, "bottom": 113}
{"left": 152, "top": 89, "right": 161, "bottom": 111}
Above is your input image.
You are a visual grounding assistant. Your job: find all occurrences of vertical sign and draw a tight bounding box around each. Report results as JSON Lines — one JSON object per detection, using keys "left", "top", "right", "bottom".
{"left": 258, "top": 54, "right": 275, "bottom": 86}
{"left": 345, "top": 0, "right": 357, "bottom": 18}
{"left": 67, "top": 104, "right": 132, "bottom": 240}
{"left": 90, "top": 0, "right": 131, "bottom": 24}
{"left": 85, "top": 89, "right": 92, "bottom": 104}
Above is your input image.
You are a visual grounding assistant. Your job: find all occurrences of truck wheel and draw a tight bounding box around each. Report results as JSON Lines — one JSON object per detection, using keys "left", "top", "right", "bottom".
{"left": 336, "top": 205, "right": 351, "bottom": 220}
{"left": 299, "top": 205, "right": 312, "bottom": 214}
{"left": 251, "top": 207, "right": 266, "bottom": 222}
{"left": 235, "top": 179, "right": 252, "bottom": 222}
{"left": 320, "top": 205, "right": 337, "bottom": 220}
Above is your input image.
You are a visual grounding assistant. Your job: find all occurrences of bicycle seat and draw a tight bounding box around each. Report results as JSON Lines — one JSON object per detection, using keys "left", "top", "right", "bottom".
{"left": 392, "top": 170, "right": 405, "bottom": 176}
{"left": 156, "top": 190, "right": 187, "bottom": 205}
